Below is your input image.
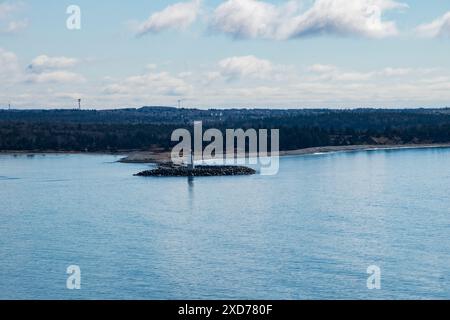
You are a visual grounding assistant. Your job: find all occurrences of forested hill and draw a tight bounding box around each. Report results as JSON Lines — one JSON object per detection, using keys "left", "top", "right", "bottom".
{"left": 1, "top": 107, "right": 450, "bottom": 152}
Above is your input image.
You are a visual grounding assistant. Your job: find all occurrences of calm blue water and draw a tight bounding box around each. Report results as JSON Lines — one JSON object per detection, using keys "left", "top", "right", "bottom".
{"left": 1, "top": 148, "right": 450, "bottom": 300}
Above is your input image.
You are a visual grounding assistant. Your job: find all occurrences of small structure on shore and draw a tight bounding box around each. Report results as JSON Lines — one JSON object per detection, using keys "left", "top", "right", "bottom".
{"left": 187, "top": 150, "right": 195, "bottom": 171}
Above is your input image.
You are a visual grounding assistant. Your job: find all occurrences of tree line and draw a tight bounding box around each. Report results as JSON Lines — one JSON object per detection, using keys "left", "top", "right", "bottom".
{"left": 1, "top": 107, "right": 450, "bottom": 152}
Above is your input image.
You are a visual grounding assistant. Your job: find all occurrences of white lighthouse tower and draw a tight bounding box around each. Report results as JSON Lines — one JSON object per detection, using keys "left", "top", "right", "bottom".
{"left": 188, "top": 150, "right": 195, "bottom": 170}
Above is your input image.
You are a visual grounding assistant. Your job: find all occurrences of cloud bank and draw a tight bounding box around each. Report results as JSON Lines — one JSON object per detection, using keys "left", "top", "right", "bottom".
{"left": 103, "top": 70, "right": 191, "bottom": 97}
{"left": 210, "top": 0, "right": 408, "bottom": 40}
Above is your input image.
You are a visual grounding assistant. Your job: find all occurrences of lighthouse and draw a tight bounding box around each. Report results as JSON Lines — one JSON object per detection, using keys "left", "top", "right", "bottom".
{"left": 188, "top": 150, "right": 195, "bottom": 171}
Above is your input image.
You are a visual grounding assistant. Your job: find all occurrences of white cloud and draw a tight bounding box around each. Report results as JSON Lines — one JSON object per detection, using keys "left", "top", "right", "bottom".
{"left": 26, "top": 71, "right": 85, "bottom": 84}
{"left": 210, "top": 0, "right": 285, "bottom": 39}
{"left": 308, "top": 64, "right": 338, "bottom": 74}
{"left": 136, "top": 0, "right": 201, "bottom": 36}
{"left": 218, "top": 55, "right": 274, "bottom": 80}
{"left": 103, "top": 71, "right": 191, "bottom": 97}
{"left": 211, "top": 0, "right": 407, "bottom": 40}
{"left": 379, "top": 67, "right": 413, "bottom": 77}
{"left": 4, "top": 48, "right": 450, "bottom": 109}
{"left": 24, "top": 54, "right": 84, "bottom": 84}
{"left": 308, "top": 64, "right": 417, "bottom": 82}
{"left": 188, "top": 60, "right": 443, "bottom": 108}
{"left": 0, "top": 49, "right": 85, "bottom": 107}
{"left": 0, "top": 2, "right": 19, "bottom": 19}
{"left": 96, "top": 59, "right": 449, "bottom": 109}
{"left": 28, "top": 55, "right": 78, "bottom": 73}
{"left": 416, "top": 12, "right": 450, "bottom": 38}
{"left": 0, "top": 1, "right": 27, "bottom": 34}
{"left": 0, "top": 47, "right": 21, "bottom": 83}
{"left": 308, "top": 64, "right": 373, "bottom": 81}
{"left": 3, "top": 19, "right": 27, "bottom": 33}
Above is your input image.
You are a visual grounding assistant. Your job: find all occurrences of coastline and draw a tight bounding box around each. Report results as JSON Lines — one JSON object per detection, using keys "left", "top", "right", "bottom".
{"left": 120, "top": 143, "right": 450, "bottom": 164}
{"left": 2, "top": 143, "right": 450, "bottom": 163}
{"left": 280, "top": 143, "right": 450, "bottom": 156}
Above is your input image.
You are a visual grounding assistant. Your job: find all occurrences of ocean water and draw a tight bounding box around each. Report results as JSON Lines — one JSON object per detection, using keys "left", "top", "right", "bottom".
{"left": 0, "top": 148, "right": 450, "bottom": 300}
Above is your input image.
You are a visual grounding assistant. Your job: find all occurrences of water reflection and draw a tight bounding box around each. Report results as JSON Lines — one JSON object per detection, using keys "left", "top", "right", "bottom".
{"left": 187, "top": 176, "right": 195, "bottom": 209}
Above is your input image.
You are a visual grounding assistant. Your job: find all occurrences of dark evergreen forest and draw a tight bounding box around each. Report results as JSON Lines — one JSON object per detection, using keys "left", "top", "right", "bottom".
{"left": 1, "top": 107, "right": 450, "bottom": 152}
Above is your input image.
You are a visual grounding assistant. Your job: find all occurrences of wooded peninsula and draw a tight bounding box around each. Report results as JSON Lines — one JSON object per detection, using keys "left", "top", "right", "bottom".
{"left": 1, "top": 107, "right": 450, "bottom": 153}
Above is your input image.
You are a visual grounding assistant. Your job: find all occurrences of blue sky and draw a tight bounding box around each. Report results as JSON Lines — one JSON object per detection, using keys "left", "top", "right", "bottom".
{"left": 1, "top": 0, "right": 450, "bottom": 109}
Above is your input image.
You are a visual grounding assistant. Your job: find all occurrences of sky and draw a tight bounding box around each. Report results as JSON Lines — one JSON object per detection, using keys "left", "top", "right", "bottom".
{"left": 1, "top": 0, "right": 450, "bottom": 109}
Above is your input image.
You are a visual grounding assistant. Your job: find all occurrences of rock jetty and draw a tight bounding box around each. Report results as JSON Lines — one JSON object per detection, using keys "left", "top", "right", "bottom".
{"left": 135, "top": 164, "right": 256, "bottom": 177}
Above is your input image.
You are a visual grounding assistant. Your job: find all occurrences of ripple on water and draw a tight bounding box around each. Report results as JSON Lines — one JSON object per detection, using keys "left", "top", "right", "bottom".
{"left": 0, "top": 176, "right": 20, "bottom": 181}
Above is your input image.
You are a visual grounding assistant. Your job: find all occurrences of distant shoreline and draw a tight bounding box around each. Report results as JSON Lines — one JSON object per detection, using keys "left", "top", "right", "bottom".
{"left": 280, "top": 143, "right": 450, "bottom": 156}
{"left": 120, "top": 143, "right": 450, "bottom": 163}
{"left": 2, "top": 143, "right": 450, "bottom": 163}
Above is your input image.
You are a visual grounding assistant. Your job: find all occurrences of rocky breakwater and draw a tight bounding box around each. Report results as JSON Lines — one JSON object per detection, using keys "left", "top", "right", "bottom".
{"left": 135, "top": 164, "right": 256, "bottom": 177}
